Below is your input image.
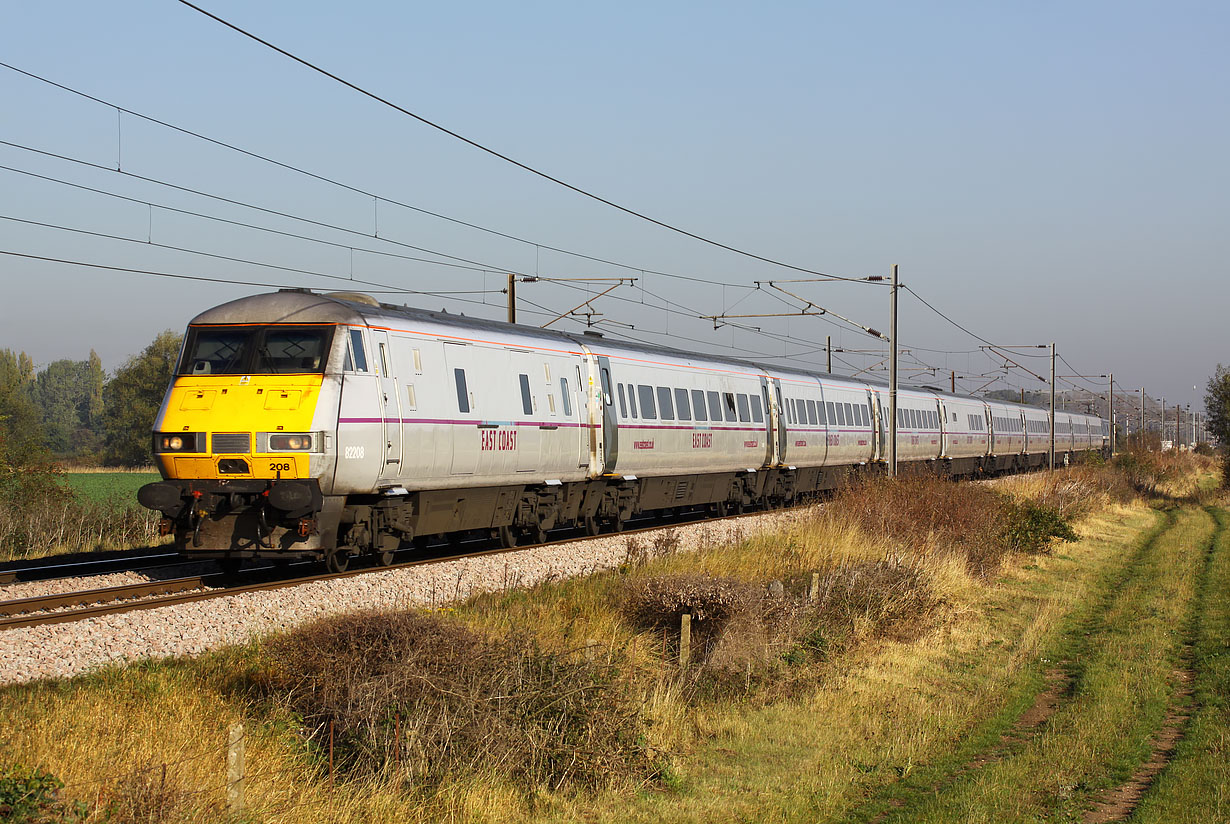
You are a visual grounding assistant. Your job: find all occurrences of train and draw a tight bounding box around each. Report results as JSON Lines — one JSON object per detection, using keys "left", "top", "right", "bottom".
{"left": 137, "top": 289, "right": 1110, "bottom": 572}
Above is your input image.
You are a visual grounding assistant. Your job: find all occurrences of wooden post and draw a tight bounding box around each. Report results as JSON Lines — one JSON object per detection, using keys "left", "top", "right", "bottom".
{"left": 586, "top": 638, "right": 598, "bottom": 662}
{"left": 226, "top": 724, "right": 245, "bottom": 815}
{"left": 679, "top": 613, "right": 692, "bottom": 668}
{"left": 329, "top": 719, "right": 335, "bottom": 789}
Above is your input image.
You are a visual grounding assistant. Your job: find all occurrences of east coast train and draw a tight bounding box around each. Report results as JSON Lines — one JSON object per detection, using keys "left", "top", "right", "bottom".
{"left": 137, "top": 290, "right": 1110, "bottom": 571}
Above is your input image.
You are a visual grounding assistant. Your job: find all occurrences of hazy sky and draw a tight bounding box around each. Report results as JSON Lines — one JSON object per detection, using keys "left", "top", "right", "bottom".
{"left": 1, "top": 1, "right": 1226, "bottom": 409}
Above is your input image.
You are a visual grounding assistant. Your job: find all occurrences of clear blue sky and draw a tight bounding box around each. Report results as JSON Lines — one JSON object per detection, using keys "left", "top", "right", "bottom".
{"left": 1, "top": 1, "right": 1226, "bottom": 410}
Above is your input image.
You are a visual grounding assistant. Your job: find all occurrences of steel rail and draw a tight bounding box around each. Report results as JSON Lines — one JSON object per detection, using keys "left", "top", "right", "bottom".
{"left": 0, "top": 506, "right": 793, "bottom": 632}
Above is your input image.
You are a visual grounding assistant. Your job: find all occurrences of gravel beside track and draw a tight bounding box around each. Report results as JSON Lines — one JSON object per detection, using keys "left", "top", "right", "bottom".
{"left": 0, "top": 562, "right": 219, "bottom": 603}
{"left": 0, "top": 510, "right": 805, "bottom": 685}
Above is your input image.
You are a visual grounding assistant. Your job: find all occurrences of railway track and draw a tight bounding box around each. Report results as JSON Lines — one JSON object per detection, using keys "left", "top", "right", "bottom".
{"left": 0, "top": 550, "right": 185, "bottom": 586}
{"left": 0, "top": 506, "right": 789, "bottom": 632}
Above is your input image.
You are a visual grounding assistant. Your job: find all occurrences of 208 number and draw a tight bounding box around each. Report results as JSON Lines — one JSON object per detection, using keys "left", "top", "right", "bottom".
{"left": 268, "top": 462, "right": 293, "bottom": 472}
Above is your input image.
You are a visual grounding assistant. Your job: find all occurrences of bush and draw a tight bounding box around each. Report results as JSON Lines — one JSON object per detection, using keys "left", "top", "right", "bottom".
{"left": 0, "top": 764, "right": 87, "bottom": 823}
{"left": 260, "top": 610, "right": 649, "bottom": 792}
{"left": 999, "top": 499, "right": 1078, "bottom": 554}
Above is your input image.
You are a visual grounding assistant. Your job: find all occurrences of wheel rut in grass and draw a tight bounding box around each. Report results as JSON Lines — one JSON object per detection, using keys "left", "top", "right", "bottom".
{"left": 859, "top": 509, "right": 1173, "bottom": 824}
{"left": 1081, "top": 505, "right": 1222, "bottom": 823}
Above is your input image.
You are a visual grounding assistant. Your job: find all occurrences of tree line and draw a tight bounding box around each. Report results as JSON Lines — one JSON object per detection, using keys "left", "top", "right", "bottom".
{"left": 0, "top": 331, "right": 181, "bottom": 468}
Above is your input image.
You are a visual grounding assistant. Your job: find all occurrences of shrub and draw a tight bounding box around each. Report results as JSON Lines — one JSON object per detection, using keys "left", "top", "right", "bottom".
{"left": 260, "top": 611, "right": 648, "bottom": 792}
{"left": 999, "top": 499, "right": 1078, "bottom": 554}
{"left": 98, "top": 761, "right": 204, "bottom": 824}
{"left": 0, "top": 764, "right": 87, "bottom": 823}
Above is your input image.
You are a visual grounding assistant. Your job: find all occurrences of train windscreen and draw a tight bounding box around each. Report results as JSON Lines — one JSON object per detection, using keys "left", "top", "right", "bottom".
{"left": 179, "top": 326, "right": 335, "bottom": 375}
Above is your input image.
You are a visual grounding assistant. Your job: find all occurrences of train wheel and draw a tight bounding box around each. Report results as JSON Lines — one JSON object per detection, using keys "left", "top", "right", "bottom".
{"left": 325, "top": 549, "right": 350, "bottom": 574}
{"left": 583, "top": 516, "right": 601, "bottom": 536}
{"left": 524, "top": 525, "right": 549, "bottom": 546}
{"left": 497, "top": 525, "right": 518, "bottom": 548}
{"left": 610, "top": 515, "right": 625, "bottom": 533}
{"left": 376, "top": 549, "right": 395, "bottom": 567}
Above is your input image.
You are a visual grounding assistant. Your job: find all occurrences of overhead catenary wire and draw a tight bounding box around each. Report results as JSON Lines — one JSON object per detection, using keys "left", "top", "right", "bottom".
{"left": 0, "top": 59, "right": 766, "bottom": 291}
{"left": 173, "top": 0, "right": 850, "bottom": 280}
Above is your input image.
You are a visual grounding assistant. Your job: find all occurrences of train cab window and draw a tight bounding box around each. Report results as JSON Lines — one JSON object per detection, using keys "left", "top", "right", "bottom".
{"left": 518, "top": 374, "right": 533, "bottom": 415}
{"left": 638, "top": 385, "right": 656, "bottom": 419}
{"left": 349, "top": 329, "right": 368, "bottom": 372}
{"left": 750, "top": 395, "right": 763, "bottom": 423}
{"left": 692, "top": 390, "right": 707, "bottom": 422}
{"left": 674, "top": 388, "right": 691, "bottom": 421}
{"left": 708, "top": 391, "right": 723, "bottom": 422}
{"left": 656, "top": 387, "right": 675, "bottom": 421}
{"left": 736, "top": 394, "right": 751, "bottom": 423}
{"left": 724, "top": 393, "right": 738, "bottom": 422}
{"left": 627, "top": 384, "right": 637, "bottom": 418}
{"left": 617, "top": 384, "right": 627, "bottom": 419}
{"left": 560, "top": 378, "right": 573, "bottom": 417}
{"left": 454, "top": 368, "right": 470, "bottom": 413}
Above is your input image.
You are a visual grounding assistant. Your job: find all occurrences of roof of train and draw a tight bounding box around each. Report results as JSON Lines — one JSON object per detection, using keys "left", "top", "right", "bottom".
{"left": 190, "top": 290, "right": 1102, "bottom": 421}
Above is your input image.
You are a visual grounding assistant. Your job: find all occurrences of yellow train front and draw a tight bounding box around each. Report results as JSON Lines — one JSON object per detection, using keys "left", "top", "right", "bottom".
{"left": 138, "top": 292, "right": 349, "bottom": 569}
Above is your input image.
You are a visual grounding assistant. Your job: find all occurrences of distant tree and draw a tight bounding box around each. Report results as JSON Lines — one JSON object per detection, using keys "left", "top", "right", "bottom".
{"left": 1204, "top": 365, "right": 1230, "bottom": 446}
{"left": 32, "top": 358, "right": 96, "bottom": 457}
{"left": 101, "top": 331, "right": 182, "bottom": 466}
{"left": 0, "top": 348, "right": 49, "bottom": 467}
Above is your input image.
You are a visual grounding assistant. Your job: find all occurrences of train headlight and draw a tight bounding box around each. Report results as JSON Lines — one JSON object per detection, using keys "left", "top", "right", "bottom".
{"left": 154, "top": 433, "right": 201, "bottom": 452}
{"left": 268, "top": 433, "right": 314, "bottom": 451}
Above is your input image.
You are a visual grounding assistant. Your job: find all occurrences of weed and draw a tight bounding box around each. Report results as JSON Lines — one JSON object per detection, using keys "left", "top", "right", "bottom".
{"left": 0, "top": 763, "right": 88, "bottom": 823}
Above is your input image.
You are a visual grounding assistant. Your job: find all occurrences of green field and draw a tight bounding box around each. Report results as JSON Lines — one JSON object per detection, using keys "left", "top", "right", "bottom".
{"left": 63, "top": 472, "right": 161, "bottom": 508}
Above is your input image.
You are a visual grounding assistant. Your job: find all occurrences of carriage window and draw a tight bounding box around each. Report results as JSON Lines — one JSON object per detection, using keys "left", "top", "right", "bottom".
{"left": 405, "top": 384, "right": 417, "bottom": 410}
{"left": 692, "top": 390, "right": 707, "bottom": 422}
{"left": 825, "top": 402, "right": 835, "bottom": 426}
{"left": 617, "top": 384, "right": 627, "bottom": 419}
{"left": 786, "top": 399, "right": 795, "bottom": 425}
{"left": 724, "top": 393, "right": 738, "bottom": 422}
{"left": 674, "top": 388, "right": 691, "bottom": 421}
{"left": 708, "top": 391, "right": 722, "bottom": 422}
{"left": 518, "top": 374, "right": 533, "bottom": 415}
{"left": 750, "top": 395, "right": 763, "bottom": 423}
{"left": 560, "top": 378, "right": 572, "bottom": 417}
{"left": 413, "top": 348, "right": 422, "bottom": 373}
{"left": 656, "top": 387, "right": 675, "bottom": 421}
{"left": 736, "top": 394, "right": 751, "bottom": 422}
{"left": 815, "top": 401, "right": 825, "bottom": 425}
{"left": 627, "top": 383, "right": 637, "bottom": 418}
{"left": 454, "top": 368, "right": 470, "bottom": 413}
{"left": 836, "top": 403, "right": 847, "bottom": 426}
{"left": 844, "top": 403, "right": 854, "bottom": 426}
{"left": 638, "top": 385, "right": 656, "bottom": 419}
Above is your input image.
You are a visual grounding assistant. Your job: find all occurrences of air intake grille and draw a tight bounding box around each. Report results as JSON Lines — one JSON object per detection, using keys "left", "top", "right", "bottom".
{"left": 212, "top": 433, "right": 250, "bottom": 454}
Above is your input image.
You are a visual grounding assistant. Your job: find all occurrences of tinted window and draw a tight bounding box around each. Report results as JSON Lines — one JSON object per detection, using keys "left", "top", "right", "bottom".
{"left": 817, "top": 400, "right": 827, "bottom": 425}
{"left": 692, "top": 390, "right": 707, "bottom": 422}
{"left": 836, "top": 403, "right": 846, "bottom": 426}
{"left": 627, "top": 383, "right": 638, "bottom": 418}
{"left": 349, "top": 329, "right": 368, "bottom": 372}
{"left": 617, "top": 384, "right": 627, "bottom": 419}
{"left": 750, "top": 394, "right": 763, "bottom": 423}
{"left": 674, "top": 388, "right": 691, "bottom": 421}
{"left": 844, "top": 403, "right": 854, "bottom": 426}
{"left": 638, "top": 385, "right": 656, "bottom": 419}
{"left": 724, "top": 393, "right": 737, "bottom": 422}
{"left": 827, "top": 402, "right": 837, "bottom": 425}
{"left": 518, "top": 374, "right": 533, "bottom": 415}
{"left": 806, "top": 400, "right": 818, "bottom": 426}
{"left": 181, "top": 328, "right": 248, "bottom": 375}
{"left": 600, "top": 368, "right": 613, "bottom": 406}
{"left": 708, "top": 391, "right": 723, "bottom": 422}
{"left": 656, "top": 387, "right": 675, "bottom": 421}
{"left": 560, "top": 378, "right": 572, "bottom": 417}
{"left": 736, "top": 394, "right": 751, "bottom": 422}
{"left": 454, "top": 368, "right": 470, "bottom": 413}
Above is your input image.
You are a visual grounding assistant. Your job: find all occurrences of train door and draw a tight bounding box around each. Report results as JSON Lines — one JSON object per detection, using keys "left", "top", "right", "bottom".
{"left": 759, "top": 376, "right": 777, "bottom": 466}
{"left": 596, "top": 355, "right": 618, "bottom": 473}
{"left": 371, "top": 329, "right": 402, "bottom": 479}
{"left": 444, "top": 343, "right": 478, "bottom": 475}
{"left": 510, "top": 353, "right": 542, "bottom": 473}
{"left": 868, "top": 389, "right": 883, "bottom": 462}
{"left": 771, "top": 378, "right": 787, "bottom": 465}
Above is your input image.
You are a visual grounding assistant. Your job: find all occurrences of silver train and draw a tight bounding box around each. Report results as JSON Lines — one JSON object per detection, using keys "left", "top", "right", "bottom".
{"left": 137, "top": 290, "right": 1109, "bottom": 570}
